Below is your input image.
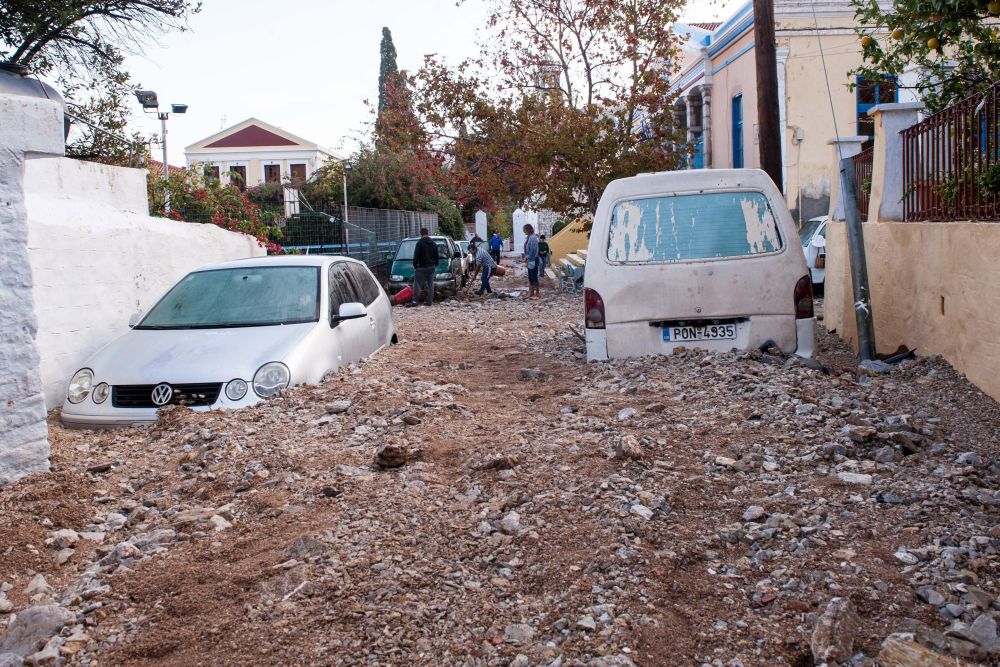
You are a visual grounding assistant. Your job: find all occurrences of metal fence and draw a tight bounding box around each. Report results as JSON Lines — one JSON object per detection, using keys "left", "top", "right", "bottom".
{"left": 176, "top": 197, "right": 438, "bottom": 281}
{"left": 853, "top": 146, "right": 874, "bottom": 221}
{"left": 902, "top": 82, "right": 1000, "bottom": 221}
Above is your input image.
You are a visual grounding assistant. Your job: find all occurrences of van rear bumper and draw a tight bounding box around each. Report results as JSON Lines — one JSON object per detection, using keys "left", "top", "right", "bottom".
{"left": 596, "top": 315, "right": 799, "bottom": 360}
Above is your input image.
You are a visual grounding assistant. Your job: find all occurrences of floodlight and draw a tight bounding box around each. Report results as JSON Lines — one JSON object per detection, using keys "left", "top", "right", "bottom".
{"left": 135, "top": 90, "right": 159, "bottom": 110}
{"left": 171, "top": 103, "right": 188, "bottom": 114}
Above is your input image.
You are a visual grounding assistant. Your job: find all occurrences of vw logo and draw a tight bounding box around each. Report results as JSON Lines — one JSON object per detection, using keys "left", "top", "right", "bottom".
{"left": 150, "top": 383, "right": 173, "bottom": 406}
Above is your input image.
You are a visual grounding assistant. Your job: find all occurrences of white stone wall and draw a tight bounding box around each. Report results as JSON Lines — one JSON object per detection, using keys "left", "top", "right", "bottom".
{"left": 24, "top": 157, "right": 266, "bottom": 408}
{"left": 0, "top": 94, "right": 65, "bottom": 486}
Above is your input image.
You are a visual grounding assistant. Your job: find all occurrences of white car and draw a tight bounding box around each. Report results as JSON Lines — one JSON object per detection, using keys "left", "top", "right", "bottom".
{"left": 583, "top": 169, "right": 815, "bottom": 361}
{"left": 799, "top": 215, "right": 828, "bottom": 287}
{"left": 61, "top": 256, "right": 396, "bottom": 428}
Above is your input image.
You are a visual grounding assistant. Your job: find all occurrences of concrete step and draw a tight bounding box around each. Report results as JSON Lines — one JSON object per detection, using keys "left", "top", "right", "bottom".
{"left": 566, "top": 253, "right": 585, "bottom": 266}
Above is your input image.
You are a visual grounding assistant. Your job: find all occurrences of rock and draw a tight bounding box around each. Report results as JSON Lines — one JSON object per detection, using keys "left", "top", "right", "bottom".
{"left": 916, "top": 586, "right": 946, "bottom": 607}
{"left": 610, "top": 435, "right": 643, "bottom": 461}
{"left": 742, "top": 506, "right": 766, "bottom": 522}
{"left": 715, "top": 456, "right": 738, "bottom": 467}
{"left": 504, "top": 623, "right": 535, "bottom": 644}
{"left": 872, "top": 446, "right": 902, "bottom": 463}
{"left": 630, "top": 504, "right": 653, "bottom": 521}
{"left": 894, "top": 550, "right": 919, "bottom": 565}
{"left": 54, "top": 549, "right": 73, "bottom": 566}
{"left": 23, "top": 636, "right": 60, "bottom": 666}
{"left": 810, "top": 597, "right": 860, "bottom": 665}
{"left": 836, "top": 472, "right": 873, "bottom": 486}
{"left": 86, "top": 462, "right": 114, "bottom": 474}
{"left": 956, "top": 452, "right": 982, "bottom": 466}
{"left": 0, "top": 606, "right": 74, "bottom": 658}
{"left": 500, "top": 512, "right": 522, "bottom": 535}
{"left": 587, "top": 657, "right": 638, "bottom": 667}
{"left": 325, "top": 400, "right": 351, "bottom": 414}
{"left": 50, "top": 529, "right": 79, "bottom": 549}
{"left": 860, "top": 359, "right": 894, "bottom": 375}
{"left": 575, "top": 615, "right": 597, "bottom": 631}
{"left": 23, "top": 576, "right": 50, "bottom": 598}
{"left": 519, "top": 368, "right": 546, "bottom": 381}
{"left": 617, "top": 407, "right": 638, "bottom": 421}
{"left": 402, "top": 415, "right": 422, "bottom": 425}
{"left": 969, "top": 613, "right": 998, "bottom": 649}
{"left": 374, "top": 444, "right": 407, "bottom": 469}
{"left": 472, "top": 454, "right": 519, "bottom": 471}
{"left": 0, "top": 593, "right": 11, "bottom": 613}
{"left": 877, "top": 633, "right": 974, "bottom": 666}
{"left": 0, "top": 653, "right": 23, "bottom": 667}
{"left": 210, "top": 515, "right": 232, "bottom": 531}
{"left": 319, "top": 486, "right": 339, "bottom": 498}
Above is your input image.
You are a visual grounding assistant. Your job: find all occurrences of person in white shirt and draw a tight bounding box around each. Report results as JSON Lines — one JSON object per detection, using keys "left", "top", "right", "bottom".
{"left": 470, "top": 244, "right": 497, "bottom": 295}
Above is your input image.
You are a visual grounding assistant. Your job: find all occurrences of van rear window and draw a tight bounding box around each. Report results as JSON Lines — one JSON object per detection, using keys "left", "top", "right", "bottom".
{"left": 606, "top": 191, "right": 783, "bottom": 263}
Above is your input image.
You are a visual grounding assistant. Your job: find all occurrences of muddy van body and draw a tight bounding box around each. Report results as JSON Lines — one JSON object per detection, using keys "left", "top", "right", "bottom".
{"left": 583, "top": 169, "right": 815, "bottom": 362}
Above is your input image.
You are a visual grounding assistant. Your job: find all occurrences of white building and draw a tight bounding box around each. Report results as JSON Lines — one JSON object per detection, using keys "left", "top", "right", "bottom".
{"left": 185, "top": 118, "right": 341, "bottom": 189}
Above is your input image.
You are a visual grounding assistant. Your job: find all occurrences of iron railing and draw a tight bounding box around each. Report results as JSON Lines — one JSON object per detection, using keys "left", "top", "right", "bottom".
{"left": 902, "top": 82, "right": 1000, "bottom": 221}
{"left": 853, "top": 146, "right": 874, "bottom": 221}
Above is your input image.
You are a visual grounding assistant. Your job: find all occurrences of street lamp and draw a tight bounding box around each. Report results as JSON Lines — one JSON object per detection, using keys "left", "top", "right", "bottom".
{"left": 135, "top": 90, "right": 188, "bottom": 184}
{"left": 342, "top": 162, "right": 351, "bottom": 226}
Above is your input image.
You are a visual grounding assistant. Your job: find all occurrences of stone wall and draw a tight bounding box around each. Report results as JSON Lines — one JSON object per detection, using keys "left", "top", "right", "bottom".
{"left": 825, "top": 220, "right": 1000, "bottom": 402}
{"left": 0, "top": 93, "right": 64, "bottom": 486}
{"left": 24, "top": 157, "right": 266, "bottom": 408}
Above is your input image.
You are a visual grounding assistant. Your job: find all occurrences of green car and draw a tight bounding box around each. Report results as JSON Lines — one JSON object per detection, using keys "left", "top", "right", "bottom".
{"left": 387, "top": 236, "right": 464, "bottom": 296}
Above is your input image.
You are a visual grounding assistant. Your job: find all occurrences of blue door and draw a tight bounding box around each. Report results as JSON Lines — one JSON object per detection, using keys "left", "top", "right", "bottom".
{"left": 691, "top": 138, "right": 704, "bottom": 169}
{"left": 732, "top": 95, "right": 744, "bottom": 168}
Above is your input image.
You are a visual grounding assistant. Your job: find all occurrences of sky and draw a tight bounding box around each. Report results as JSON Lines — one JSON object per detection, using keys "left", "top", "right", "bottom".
{"left": 123, "top": 0, "right": 743, "bottom": 166}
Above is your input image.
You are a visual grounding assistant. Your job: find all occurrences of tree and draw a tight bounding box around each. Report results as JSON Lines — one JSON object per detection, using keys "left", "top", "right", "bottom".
{"left": 378, "top": 27, "right": 399, "bottom": 119}
{"left": 853, "top": 0, "right": 1000, "bottom": 109}
{"left": 0, "top": 0, "right": 201, "bottom": 164}
{"left": 398, "top": 0, "right": 688, "bottom": 218}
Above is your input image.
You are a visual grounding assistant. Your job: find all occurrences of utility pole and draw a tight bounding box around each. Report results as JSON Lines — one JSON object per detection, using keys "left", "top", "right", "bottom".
{"left": 840, "top": 157, "right": 877, "bottom": 361}
{"left": 753, "top": 0, "right": 783, "bottom": 192}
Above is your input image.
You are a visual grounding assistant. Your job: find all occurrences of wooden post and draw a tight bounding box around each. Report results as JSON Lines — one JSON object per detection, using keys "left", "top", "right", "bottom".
{"left": 753, "top": 0, "right": 783, "bottom": 191}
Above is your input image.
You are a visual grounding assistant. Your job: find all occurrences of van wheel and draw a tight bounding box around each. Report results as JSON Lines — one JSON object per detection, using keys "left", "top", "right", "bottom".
{"left": 391, "top": 333, "right": 399, "bottom": 345}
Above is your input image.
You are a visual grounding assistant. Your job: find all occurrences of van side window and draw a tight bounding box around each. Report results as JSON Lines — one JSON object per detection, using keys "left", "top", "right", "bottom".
{"left": 606, "top": 191, "right": 783, "bottom": 263}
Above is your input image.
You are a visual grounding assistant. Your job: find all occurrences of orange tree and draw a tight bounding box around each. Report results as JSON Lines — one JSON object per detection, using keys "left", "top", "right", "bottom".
{"left": 854, "top": 0, "right": 1000, "bottom": 109}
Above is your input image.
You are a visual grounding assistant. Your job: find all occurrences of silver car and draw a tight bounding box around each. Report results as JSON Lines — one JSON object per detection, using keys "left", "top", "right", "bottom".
{"left": 61, "top": 256, "right": 396, "bottom": 427}
{"left": 799, "top": 215, "right": 828, "bottom": 287}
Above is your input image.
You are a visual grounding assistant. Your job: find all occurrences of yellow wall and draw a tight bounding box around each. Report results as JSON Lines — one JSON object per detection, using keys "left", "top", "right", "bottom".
{"left": 709, "top": 32, "right": 758, "bottom": 171}
{"left": 825, "top": 220, "right": 1000, "bottom": 401}
{"left": 779, "top": 21, "right": 866, "bottom": 222}
{"left": 547, "top": 218, "right": 590, "bottom": 265}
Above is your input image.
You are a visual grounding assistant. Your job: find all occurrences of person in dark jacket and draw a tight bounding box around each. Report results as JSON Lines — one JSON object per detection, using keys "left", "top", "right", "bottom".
{"left": 409, "top": 228, "right": 439, "bottom": 307}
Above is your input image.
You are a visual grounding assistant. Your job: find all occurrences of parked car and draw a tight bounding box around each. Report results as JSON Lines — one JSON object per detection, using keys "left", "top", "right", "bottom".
{"left": 799, "top": 215, "right": 828, "bottom": 287}
{"left": 583, "top": 169, "right": 815, "bottom": 361}
{"left": 386, "top": 236, "right": 463, "bottom": 296}
{"left": 61, "top": 256, "right": 396, "bottom": 428}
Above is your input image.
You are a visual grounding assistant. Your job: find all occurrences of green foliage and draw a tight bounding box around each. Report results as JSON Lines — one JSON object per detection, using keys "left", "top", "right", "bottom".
{"left": 853, "top": 0, "right": 1000, "bottom": 109}
{"left": 421, "top": 194, "right": 464, "bottom": 239}
{"left": 551, "top": 217, "right": 572, "bottom": 236}
{"left": 377, "top": 27, "right": 399, "bottom": 118}
{"left": 979, "top": 162, "right": 1000, "bottom": 195}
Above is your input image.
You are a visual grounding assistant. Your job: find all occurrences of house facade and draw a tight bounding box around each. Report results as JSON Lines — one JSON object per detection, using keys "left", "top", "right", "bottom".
{"left": 671, "top": 0, "right": 918, "bottom": 222}
{"left": 185, "top": 118, "right": 341, "bottom": 189}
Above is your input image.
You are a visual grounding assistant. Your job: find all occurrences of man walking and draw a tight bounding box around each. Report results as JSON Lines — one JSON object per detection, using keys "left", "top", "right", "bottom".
{"left": 470, "top": 243, "right": 497, "bottom": 296}
{"left": 489, "top": 232, "right": 503, "bottom": 265}
{"left": 409, "top": 228, "right": 439, "bottom": 307}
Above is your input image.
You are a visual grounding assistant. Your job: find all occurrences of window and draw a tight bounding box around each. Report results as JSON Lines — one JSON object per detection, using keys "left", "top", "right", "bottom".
{"left": 732, "top": 95, "right": 744, "bottom": 168}
{"left": 136, "top": 267, "right": 320, "bottom": 329}
{"left": 856, "top": 76, "right": 898, "bottom": 139}
{"left": 229, "top": 165, "right": 247, "bottom": 191}
{"left": 606, "top": 191, "right": 783, "bottom": 263}
{"left": 328, "top": 263, "right": 360, "bottom": 324}
{"left": 264, "top": 164, "right": 281, "bottom": 184}
{"left": 346, "top": 263, "right": 381, "bottom": 306}
{"left": 204, "top": 165, "right": 220, "bottom": 182}
{"left": 290, "top": 163, "right": 307, "bottom": 184}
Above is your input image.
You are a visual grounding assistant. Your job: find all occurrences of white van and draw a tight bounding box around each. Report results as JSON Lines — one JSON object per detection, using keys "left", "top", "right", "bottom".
{"left": 583, "top": 169, "right": 815, "bottom": 361}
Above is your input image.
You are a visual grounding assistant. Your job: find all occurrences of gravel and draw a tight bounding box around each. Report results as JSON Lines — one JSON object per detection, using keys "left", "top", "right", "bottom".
{"left": 0, "top": 282, "right": 998, "bottom": 665}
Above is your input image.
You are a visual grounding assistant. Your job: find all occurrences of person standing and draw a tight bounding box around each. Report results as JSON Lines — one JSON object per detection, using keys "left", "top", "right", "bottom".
{"left": 538, "top": 234, "right": 551, "bottom": 272}
{"left": 470, "top": 243, "right": 497, "bottom": 296}
{"left": 523, "top": 223, "right": 541, "bottom": 299}
{"left": 489, "top": 232, "right": 503, "bottom": 265}
{"left": 409, "top": 228, "right": 439, "bottom": 307}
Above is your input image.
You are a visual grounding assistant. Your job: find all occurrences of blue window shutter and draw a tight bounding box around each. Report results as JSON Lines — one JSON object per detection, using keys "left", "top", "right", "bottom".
{"left": 732, "top": 95, "right": 744, "bottom": 168}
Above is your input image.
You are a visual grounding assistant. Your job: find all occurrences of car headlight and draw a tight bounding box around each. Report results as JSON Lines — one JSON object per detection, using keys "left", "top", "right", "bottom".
{"left": 91, "top": 382, "right": 110, "bottom": 404}
{"left": 67, "top": 368, "right": 93, "bottom": 404}
{"left": 253, "top": 362, "right": 290, "bottom": 398}
{"left": 226, "top": 378, "right": 248, "bottom": 401}
{"left": 435, "top": 272, "right": 453, "bottom": 279}
{"left": 390, "top": 274, "right": 404, "bottom": 282}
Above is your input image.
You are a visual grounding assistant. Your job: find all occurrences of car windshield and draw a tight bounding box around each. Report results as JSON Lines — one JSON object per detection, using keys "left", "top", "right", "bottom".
{"left": 394, "top": 238, "right": 449, "bottom": 261}
{"left": 799, "top": 218, "right": 826, "bottom": 242}
{"left": 607, "top": 191, "right": 783, "bottom": 263}
{"left": 137, "top": 266, "right": 321, "bottom": 329}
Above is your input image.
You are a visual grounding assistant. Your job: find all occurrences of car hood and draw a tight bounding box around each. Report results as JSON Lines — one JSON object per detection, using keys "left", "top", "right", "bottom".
{"left": 85, "top": 323, "right": 317, "bottom": 385}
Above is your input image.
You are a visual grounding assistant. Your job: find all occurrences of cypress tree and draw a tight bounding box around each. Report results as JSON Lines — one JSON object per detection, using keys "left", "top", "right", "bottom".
{"left": 377, "top": 27, "right": 398, "bottom": 117}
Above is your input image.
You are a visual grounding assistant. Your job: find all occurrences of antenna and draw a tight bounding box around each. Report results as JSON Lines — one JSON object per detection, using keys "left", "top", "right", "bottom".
{"left": 220, "top": 115, "right": 227, "bottom": 129}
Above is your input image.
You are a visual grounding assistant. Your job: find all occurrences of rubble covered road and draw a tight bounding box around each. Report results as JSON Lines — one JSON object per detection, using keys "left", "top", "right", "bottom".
{"left": 1, "top": 287, "right": 999, "bottom": 666}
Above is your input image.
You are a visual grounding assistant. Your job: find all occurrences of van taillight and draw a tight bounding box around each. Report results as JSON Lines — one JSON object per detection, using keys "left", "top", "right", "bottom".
{"left": 585, "top": 288, "right": 606, "bottom": 329}
{"left": 794, "top": 275, "right": 814, "bottom": 319}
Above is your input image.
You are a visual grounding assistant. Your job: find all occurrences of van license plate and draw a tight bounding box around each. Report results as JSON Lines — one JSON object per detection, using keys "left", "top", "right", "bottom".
{"left": 663, "top": 324, "right": 737, "bottom": 342}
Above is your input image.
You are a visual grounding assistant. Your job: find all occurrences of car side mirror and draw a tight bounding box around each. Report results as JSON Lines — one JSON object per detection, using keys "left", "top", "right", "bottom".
{"left": 336, "top": 302, "right": 367, "bottom": 321}
{"left": 810, "top": 235, "right": 826, "bottom": 249}
{"left": 128, "top": 312, "right": 143, "bottom": 328}
{"left": 386, "top": 252, "right": 394, "bottom": 261}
